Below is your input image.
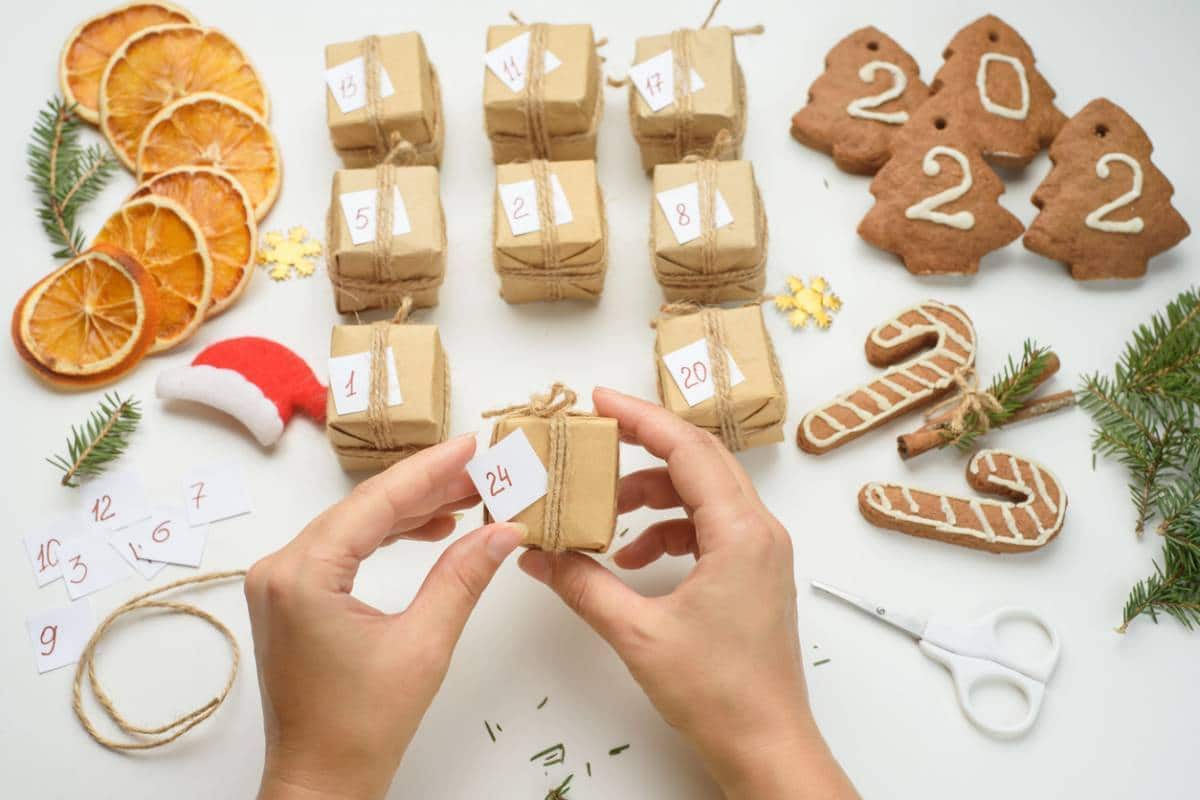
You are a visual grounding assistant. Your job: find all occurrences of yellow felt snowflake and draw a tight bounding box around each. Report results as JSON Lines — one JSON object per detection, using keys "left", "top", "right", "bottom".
{"left": 257, "top": 226, "right": 322, "bottom": 281}
{"left": 772, "top": 276, "right": 842, "bottom": 330}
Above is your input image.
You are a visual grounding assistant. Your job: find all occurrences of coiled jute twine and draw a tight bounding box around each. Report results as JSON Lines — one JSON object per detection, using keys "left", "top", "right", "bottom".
{"left": 483, "top": 383, "right": 581, "bottom": 552}
{"left": 332, "top": 296, "right": 452, "bottom": 466}
{"left": 73, "top": 570, "right": 246, "bottom": 751}
{"left": 326, "top": 163, "right": 447, "bottom": 312}
{"left": 494, "top": 12, "right": 606, "bottom": 161}
{"left": 653, "top": 301, "right": 784, "bottom": 452}
{"left": 361, "top": 34, "right": 444, "bottom": 166}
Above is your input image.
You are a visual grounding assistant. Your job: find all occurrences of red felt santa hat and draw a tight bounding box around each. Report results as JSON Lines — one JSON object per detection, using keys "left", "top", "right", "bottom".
{"left": 156, "top": 337, "right": 326, "bottom": 446}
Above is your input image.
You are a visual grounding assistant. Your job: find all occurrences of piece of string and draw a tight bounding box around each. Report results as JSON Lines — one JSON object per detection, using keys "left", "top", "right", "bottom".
{"left": 507, "top": 12, "right": 554, "bottom": 160}
{"left": 73, "top": 570, "right": 245, "bottom": 751}
{"left": 363, "top": 35, "right": 418, "bottom": 166}
{"left": 372, "top": 164, "right": 395, "bottom": 283}
{"left": 365, "top": 300, "right": 415, "bottom": 451}
{"left": 483, "top": 383, "right": 578, "bottom": 552}
{"left": 925, "top": 367, "right": 1004, "bottom": 440}
{"left": 530, "top": 159, "right": 564, "bottom": 300}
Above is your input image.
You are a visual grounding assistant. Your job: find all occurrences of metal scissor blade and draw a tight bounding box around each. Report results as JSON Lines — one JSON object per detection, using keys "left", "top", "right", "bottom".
{"left": 811, "top": 580, "right": 928, "bottom": 640}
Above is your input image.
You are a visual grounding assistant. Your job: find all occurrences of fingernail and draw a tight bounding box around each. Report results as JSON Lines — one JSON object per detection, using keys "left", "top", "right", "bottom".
{"left": 487, "top": 523, "right": 526, "bottom": 562}
{"left": 455, "top": 430, "right": 480, "bottom": 443}
{"left": 519, "top": 549, "right": 551, "bottom": 582}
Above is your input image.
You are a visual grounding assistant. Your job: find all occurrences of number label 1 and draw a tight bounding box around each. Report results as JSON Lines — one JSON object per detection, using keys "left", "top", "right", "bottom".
{"left": 328, "top": 348, "right": 404, "bottom": 417}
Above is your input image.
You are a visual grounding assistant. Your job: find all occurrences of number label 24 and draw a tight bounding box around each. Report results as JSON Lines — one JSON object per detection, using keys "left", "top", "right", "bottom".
{"left": 486, "top": 465, "right": 513, "bottom": 497}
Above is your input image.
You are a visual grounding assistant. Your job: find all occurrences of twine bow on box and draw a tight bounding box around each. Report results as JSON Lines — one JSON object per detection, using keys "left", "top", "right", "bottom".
{"left": 483, "top": 383, "right": 580, "bottom": 552}
{"left": 361, "top": 34, "right": 443, "bottom": 166}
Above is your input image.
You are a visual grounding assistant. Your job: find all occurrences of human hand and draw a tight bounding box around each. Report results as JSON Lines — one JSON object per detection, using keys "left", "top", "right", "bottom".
{"left": 519, "top": 389, "right": 857, "bottom": 800}
{"left": 245, "top": 434, "right": 525, "bottom": 800}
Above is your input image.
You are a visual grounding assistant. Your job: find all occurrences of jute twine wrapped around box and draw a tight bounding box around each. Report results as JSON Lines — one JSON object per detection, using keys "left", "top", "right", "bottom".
{"left": 491, "top": 13, "right": 606, "bottom": 161}
{"left": 651, "top": 130, "right": 768, "bottom": 303}
{"left": 495, "top": 159, "right": 608, "bottom": 301}
{"left": 353, "top": 33, "right": 444, "bottom": 166}
{"left": 483, "top": 383, "right": 581, "bottom": 552}
{"left": 615, "top": 0, "right": 762, "bottom": 164}
{"left": 325, "top": 165, "right": 447, "bottom": 311}
{"left": 331, "top": 297, "right": 451, "bottom": 465}
{"left": 652, "top": 301, "right": 783, "bottom": 452}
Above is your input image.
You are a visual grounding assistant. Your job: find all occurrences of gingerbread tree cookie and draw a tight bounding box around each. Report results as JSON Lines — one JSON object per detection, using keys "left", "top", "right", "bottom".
{"left": 1025, "top": 99, "right": 1190, "bottom": 280}
{"left": 858, "top": 95, "right": 1024, "bottom": 275}
{"left": 790, "top": 26, "right": 930, "bottom": 175}
{"left": 930, "top": 15, "right": 1066, "bottom": 169}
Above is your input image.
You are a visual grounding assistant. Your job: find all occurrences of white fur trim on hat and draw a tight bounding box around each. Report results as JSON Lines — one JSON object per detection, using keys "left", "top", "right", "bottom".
{"left": 156, "top": 364, "right": 286, "bottom": 446}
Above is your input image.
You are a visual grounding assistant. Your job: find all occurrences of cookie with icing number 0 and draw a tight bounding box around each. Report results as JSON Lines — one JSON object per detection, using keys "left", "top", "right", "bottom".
{"left": 858, "top": 449, "right": 1067, "bottom": 553}
{"left": 790, "top": 26, "right": 929, "bottom": 175}
{"left": 797, "top": 300, "right": 976, "bottom": 455}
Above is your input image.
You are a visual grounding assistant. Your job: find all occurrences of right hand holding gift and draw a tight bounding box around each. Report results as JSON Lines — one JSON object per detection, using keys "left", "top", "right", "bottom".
{"left": 519, "top": 387, "right": 858, "bottom": 800}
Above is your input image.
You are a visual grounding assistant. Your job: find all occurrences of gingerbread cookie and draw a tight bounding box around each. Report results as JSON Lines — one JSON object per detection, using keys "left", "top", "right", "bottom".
{"left": 858, "top": 94, "right": 1024, "bottom": 274}
{"left": 790, "top": 26, "right": 930, "bottom": 175}
{"left": 929, "top": 15, "right": 1066, "bottom": 169}
{"left": 797, "top": 300, "right": 976, "bottom": 455}
{"left": 1025, "top": 98, "right": 1190, "bottom": 280}
{"left": 859, "top": 449, "right": 1067, "bottom": 553}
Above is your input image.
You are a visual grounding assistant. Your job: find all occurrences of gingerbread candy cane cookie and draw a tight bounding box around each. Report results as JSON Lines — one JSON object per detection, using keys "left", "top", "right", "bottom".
{"left": 796, "top": 300, "right": 976, "bottom": 454}
{"left": 858, "top": 449, "right": 1067, "bottom": 553}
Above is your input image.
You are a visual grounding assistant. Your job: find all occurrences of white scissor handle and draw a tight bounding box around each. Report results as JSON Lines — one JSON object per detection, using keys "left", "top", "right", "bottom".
{"left": 918, "top": 641, "right": 1045, "bottom": 739}
{"left": 924, "top": 607, "right": 1061, "bottom": 684}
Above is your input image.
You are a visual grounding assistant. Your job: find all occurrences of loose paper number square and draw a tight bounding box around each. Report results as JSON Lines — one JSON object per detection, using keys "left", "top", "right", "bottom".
{"left": 466, "top": 428, "right": 548, "bottom": 523}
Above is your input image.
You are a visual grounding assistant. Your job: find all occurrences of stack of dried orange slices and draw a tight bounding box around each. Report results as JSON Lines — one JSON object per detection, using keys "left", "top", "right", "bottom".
{"left": 14, "top": 3, "right": 282, "bottom": 389}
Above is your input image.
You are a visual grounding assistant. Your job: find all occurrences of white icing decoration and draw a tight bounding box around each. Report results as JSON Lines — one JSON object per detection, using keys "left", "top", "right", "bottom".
{"left": 975, "top": 52, "right": 1030, "bottom": 121}
{"left": 801, "top": 302, "right": 977, "bottom": 448}
{"left": 861, "top": 449, "right": 1067, "bottom": 548}
{"left": 901, "top": 487, "right": 920, "bottom": 513}
{"left": 846, "top": 61, "right": 910, "bottom": 125}
{"left": 860, "top": 385, "right": 893, "bottom": 411}
{"left": 905, "top": 146, "right": 976, "bottom": 230}
{"left": 1084, "top": 153, "right": 1145, "bottom": 234}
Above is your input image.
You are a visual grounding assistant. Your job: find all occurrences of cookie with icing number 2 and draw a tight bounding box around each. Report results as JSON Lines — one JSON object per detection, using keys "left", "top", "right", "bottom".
{"left": 790, "top": 26, "right": 929, "bottom": 175}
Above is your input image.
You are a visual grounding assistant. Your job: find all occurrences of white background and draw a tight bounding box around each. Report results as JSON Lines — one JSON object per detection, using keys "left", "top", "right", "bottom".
{"left": 3, "top": 1, "right": 1198, "bottom": 797}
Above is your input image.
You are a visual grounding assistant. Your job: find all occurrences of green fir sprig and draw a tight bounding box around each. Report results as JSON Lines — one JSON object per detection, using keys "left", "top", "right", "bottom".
{"left": 1080, "top": 288, "right": 1200, "bottom": 632}
{"left": 28, "top": 96, "right": 117, "bottom": 259}
{"left": 47, "top": 393, "right": 141, "bottom": 487}
{"left": 946, "top": 339, "right": 1055, "bottom": 450}
{"left": 544, "top": 774, "right": 573, "bottom": 799}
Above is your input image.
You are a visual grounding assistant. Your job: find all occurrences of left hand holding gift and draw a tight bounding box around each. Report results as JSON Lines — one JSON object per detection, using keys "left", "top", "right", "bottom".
{"left": 245, "top": 434, "right": 525, "bottom": 800}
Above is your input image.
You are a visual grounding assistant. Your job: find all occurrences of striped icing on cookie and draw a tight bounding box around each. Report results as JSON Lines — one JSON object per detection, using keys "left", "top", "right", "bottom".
{"left": 859, "top": 449, "right": 1066, "bottom": 551}
{"left": 798, "top": 300, "right": 976, "bottom": 451}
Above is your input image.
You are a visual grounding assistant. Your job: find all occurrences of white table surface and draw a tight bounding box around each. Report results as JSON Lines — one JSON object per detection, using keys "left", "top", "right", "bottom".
{"left": 3, "top": 0, "right": 1198, "bottom": 797}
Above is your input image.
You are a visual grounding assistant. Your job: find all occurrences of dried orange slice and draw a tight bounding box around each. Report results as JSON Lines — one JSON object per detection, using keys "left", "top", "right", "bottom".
{"left": 94, "top": 196, "right": 212, "bottom": 352}
{"left": 137, "top": 93, "right": 281, "bottom": 221}
{"left": 130, "top": 166, "right": 256, "bottom": 316}
{"left": 12, "top": 244, "right": 161, "bottom": 388}
{"left": 59, "top": 3, "right": 196, "bottom": 125}
{"left": 99, "top": 23, "right": 269, "bottom": 169}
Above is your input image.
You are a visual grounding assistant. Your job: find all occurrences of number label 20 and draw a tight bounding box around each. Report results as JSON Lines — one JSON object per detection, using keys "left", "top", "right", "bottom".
{"left": 680, "top": 361, "right": 709, "bottom": 389}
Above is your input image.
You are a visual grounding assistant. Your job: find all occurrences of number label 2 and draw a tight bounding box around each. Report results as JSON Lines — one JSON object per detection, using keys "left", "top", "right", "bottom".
{"left": 904, "top": 146, "right": 976, "bottom": 230}
{"left": 846, "top": 61, "right": 910, "bottom": 125}
{"left": 1084, "top": 153, "right": 1145, "bottom": 234}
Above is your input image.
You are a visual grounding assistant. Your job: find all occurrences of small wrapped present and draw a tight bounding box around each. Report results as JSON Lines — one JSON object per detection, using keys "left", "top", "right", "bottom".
{"left": 483, "top": 20, "right": 603, "bottom": 163}
{"left": 326, "top": 307, "right": 450, "bottom": 472}
{"left": 493, "top": 159, "right": 607, "bottom": 303}
{"left": 625, "top": 22, "right": 762, "bottom": 171}
{"left": 325, "top": 32, "right": 444, "bottom": 167}
{"left": 326, "top": 164, "right": 446, "bottom": 314}
{"left": 651, "top": 153, "right": 767, "bottom": 303}
{"left": 653, "top": 302, "right": 786, "bottom": 451}
{"left": 483, "top": 384, "right": 618, "bottom": 552}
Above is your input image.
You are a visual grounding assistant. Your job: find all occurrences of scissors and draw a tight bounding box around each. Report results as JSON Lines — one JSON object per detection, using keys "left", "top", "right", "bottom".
{"left": 811, "top": 580, "right": 1061, "bottom": 739}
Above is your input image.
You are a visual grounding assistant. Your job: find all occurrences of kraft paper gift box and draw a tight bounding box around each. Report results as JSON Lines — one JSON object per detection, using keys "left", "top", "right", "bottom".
{"left": 485, "top": 392, "right": 619, "bottom": 552}
{"left": 327, "top": 165, "right": 446, "bottom": 314}
{"left": 627, "top": 26, "right": 749, "bottom": 171}
{"left": 653, "top": 304, "right": 786, "bottom": 451}
{"left": 483, "top": 23, "right": 602, "bottom": 163}
{"left": 326, "top": 322, "right": 449, "bottom": 472}
{"left": 493, "top": 159, "right": 607, "bottom": 303}
{"left": 652, "top": 159, "right": 767, "bottom": 303}
{"left": 325, "top": 32, "right": 444, "bottom": 167}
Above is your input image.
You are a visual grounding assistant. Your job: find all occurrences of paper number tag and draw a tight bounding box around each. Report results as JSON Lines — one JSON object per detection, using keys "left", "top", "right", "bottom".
{"left": 338, "top": 187, "right": 412, "bottom": 246}
{"left": 328, "top": 347, "right": 403, "bottom": 416}
{"left": 655, "top": 182, "right": 734, "bottom": 245}
{"left": 109, "top": 526, "right": 167, "bottom": 579}
{"left": 26, "top": 603, "right": 96, "bottom": 674}
{"left": 58, "top": 535, "right": 131, "bottom": 600}
{"left": 21, "top": 513, "right": 84, "bottom": 587}
{"left": 662, "top": 339, "right": 746, "bottom": 407}
{"left": 79, "top": 468, "right": 150, "bottom": 533}
{"left": 182, "top": 462, "right": 253, "bottom": 526}
{"left": 466, "top": 428, "right": 548, "bottom": 523}
{"left": 484, "top": 31, "right": 562, "bottom": 93}
{"left": 129, "top": 507, "right": 207, "bottom": 568}
{"left": 499, "top": 175, "right": 573, "bottom": 236}
{"left": 628, "top": 50, "right": 706, "bottom": 112}
{"left": 325, "top": 56, "right": 395, "bottom": 114}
